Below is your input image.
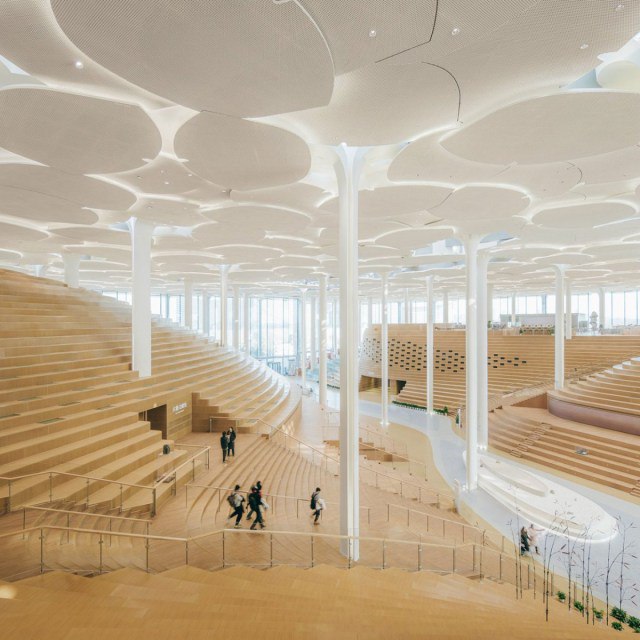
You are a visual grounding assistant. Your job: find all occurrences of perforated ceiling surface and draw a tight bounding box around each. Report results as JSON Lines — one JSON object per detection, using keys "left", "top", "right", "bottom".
{"left": 0, "top": 0, "right": 637, "bottom": 293}
{"left": 0, "top": 88, "right": 161, "bottom": 174}
{"left": 175, "top": 113, "right": 311, "bottom": 191}
{"left": 50, "top": 0, "right": 333, "bottom": 118}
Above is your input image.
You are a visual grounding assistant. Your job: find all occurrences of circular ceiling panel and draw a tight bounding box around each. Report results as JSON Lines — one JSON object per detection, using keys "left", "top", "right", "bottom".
{"left": 53, "top": 226, "right": 131, "bottom": 245}
{"left": 443, "top": 92, "right": 640, "bottom": 165}
{"left": 377, "top": 227, "right": 453, "bottom": 251}
{"left": 0, "top": 164, "right": 136, "bottom": 210}
{"left": 284, "top": 63, "right": 459, "bottom": 146}
{"left": 0, "top": 88, "right": 161, "bottom": 174}
{"left": 192, "top": 222, "right": 265, "bottom": 247}
{"left": 175, "top": 113, "right": 310, "bottom": 191}
{"left": 432, "top": 186, "right": 530, "bottom": 221}
{"left": 130, "top": 198, "right": 204, "bottom": 227}
{"left": 533, "top": 202, "right": 637, "bottom": 230}
{"left": 0, "top": 221, "right": 47, "bottom": 243}
{"left": 0, "top": 185, "right": 98, "bottom": 225}
{"left": 321, "top": 185, "right": 451, "bottom": 219}
{"left": 51, "top": 0, "right": 333, "bottom": 118}
{"left": 207, "top": 205, "right": 310, "bottom": 233}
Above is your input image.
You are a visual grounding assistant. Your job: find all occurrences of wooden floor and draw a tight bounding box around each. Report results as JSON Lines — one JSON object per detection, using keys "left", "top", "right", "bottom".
{"left": 0, "top": 565, "right": 618, "bottom": 639}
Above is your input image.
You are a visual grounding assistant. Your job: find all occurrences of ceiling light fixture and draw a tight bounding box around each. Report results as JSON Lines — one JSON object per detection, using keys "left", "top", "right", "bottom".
{"left": 615, "top": 3, "right": 624, "bottom": 11}
{"left": 369, "top": 29, "right": 377, "bottom": 38}
{"left": 74, "top": 60, "right": 84, "bottom": 69}
{"left": 451, "top": 27, "right": 460, "bottom": 36}
{"left": 580, "top": 43, "right": 589, "bottom": 50}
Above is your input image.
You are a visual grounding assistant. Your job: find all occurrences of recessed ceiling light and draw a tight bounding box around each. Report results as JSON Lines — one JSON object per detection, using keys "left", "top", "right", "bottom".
{"left": 616, "top": 3, "right": 624, "bottom": 10}
{"left": 580, "top": 43, "right": 589, "bottom": 50}
{"left": 368, "top": 29, "right": 377, "bottom": 38}
{"left": 74, "top": 60, "right": 84, "bottom": 69}
{"left": 163, "top": 181, "right": 169, "bottom": 185}
{"left": 451, "top": 27, "right": 460, "bottom": 36}
{"left": 187, "top": 173, "right": 193, "bottom": 177}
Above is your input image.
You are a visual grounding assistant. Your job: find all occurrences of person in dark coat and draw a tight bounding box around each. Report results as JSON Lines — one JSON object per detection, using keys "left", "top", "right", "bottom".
{"left": 248, "top": 486, "right": 265, "bottom": 530}
{"left": 220, "top": 431, "right": 229, "bottom": 463}
{"left": 227, "top": 427, "right": 236, "bottom": 457}
{"left": 520, "top": 526, "right": 530, "bottom": 556}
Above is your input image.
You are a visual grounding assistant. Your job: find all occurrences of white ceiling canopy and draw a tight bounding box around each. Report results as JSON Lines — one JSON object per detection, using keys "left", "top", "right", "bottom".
{"left": 0, "top": 88, "right": 161, "bottom": 174}
{"left": 175, "top": 113, "right": 311, "bottom": 191}
{"left": 50, "top": 0, "right": 334, "bottom": 118}
{"left": 443, "top": 91, "right": 640, "bottom": 165}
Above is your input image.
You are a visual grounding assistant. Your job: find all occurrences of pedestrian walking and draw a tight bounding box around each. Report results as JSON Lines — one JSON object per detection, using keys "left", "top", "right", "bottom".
{"left": 227, "top": 426, "right": 236, "bottom": 457}
{"left": 527, "top": 523, "right": 541, "bottom": 555}
{"left": 220, "top": 430, "right": 229, "bottom": 464}
{"left": 226, "top": 485, "right": 245, "bottom": 527}
{"left": 520, "top": 526, "right": 530, "bottom": 556}
{"left": 248, "top": 486, "right": 265, "bottom": 530}
{"left": 310, "top": 487, "right": 324, "bottom": 525}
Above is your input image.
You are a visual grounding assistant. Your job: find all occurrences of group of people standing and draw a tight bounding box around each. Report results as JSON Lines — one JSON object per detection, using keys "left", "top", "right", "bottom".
{"left": 520, "top": 523, "right": 542, "bottom": 556}
{"left": 227, "top": 481, "right": 267, "bottom": 530}
{"left": 220, "top": 427, "right": 236, "bottom": 463}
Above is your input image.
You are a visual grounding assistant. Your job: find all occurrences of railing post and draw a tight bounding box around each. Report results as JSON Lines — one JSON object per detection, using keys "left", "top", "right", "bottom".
{"left": 40, "top": 528, "right": 44, "bottom": 574}
{"left": 86, "top": 478, "right": 90, "bottom": 507}
{"left": 99, "top": 533, "right": 104, "bottom": 574}
{"left": 367, "top": 508, "right": 370, "bottom": 526}
{"left": 462, "top": 525, "right": 465, "bottom": 543}
{"left": 7, "top": 479, "right": 11, "bottom": 513}
{"left": 206, "top": 448, "right": 210, "bottom": 470}
{"left": 152, "top": 488, "right": 157, "bottom": 517}
{"left": 119, "top": 484, "right": 123, "bottom": 514}
{"left": 426, "top": 514, "right": 429, "bottom": 532}
{"left": 185, "top": 541, "right": 189, "bottom": 566}
{"left": 382, "top": 540, "right": 386, "bottom": 570}
{"left": 222, "top": 530, "right": 226, "bottom": 568}
{"left": 527, "top": 563, "right": 531, "bottom": 589}
{"left": 192, "top": 459, "right": 195, "bottom": 482}
{"left": 109, "top": 519, "right": 112, "bottom": 547}
{"left": 387, "top": 503, "right": 389, "bottom": 522}
{"left": 22, "top": 508, "right": 26, "bottom": 539}
{"left": 472, "top": 544, "right": 476, "bottom": 572}
{"left": 67, "top": 513, "right": 70, "bottom": 544}
{"left": 296, "top": 500, "right": 299, "bottom": 519}
{"left": 310, "top": 535, "right": 314, "bottom": 568}
{"left": 499, "top": 553, "right": 503, "bottom": 581}
{"left": 418, "top": 543, "right": 422, "bottom": 571}
{"left": 145, "top": 535, "right": 150, "bottom": 573}
{"left": 270, "top": 533, "right": 273, "bottom": 567}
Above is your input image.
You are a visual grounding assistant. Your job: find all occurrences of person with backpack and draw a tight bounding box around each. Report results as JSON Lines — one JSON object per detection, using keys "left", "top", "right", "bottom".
{"left": 248, "top": 486, "right": 265, "bottom": 530}
{"left": 227, "top": 427, "right": 236, "bottom": 458}
{"left": 226, "top": 485, "right": 245, "bottom": 527}
{"left": 220, "top": 431, "right": 229, "bottom": 464}
{"left": 310, "top": 487, "right": 324, "bottom": 525}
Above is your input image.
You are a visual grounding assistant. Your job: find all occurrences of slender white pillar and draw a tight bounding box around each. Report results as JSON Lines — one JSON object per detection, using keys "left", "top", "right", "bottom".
{"left": 599, "top": 287, "right": 606, "bottom": 331}
{"left": 243, "top": 292, "right": 250, "bottom": 353}
{"left": 183, "top": 278, "right": 193, "bottom": 329}
{"left": 202, "top": 292, "right": 210, "bottom": 337}
{"left": 487, "top": 283, "right": 494, "bottom": 325}
{"left": 318, "top": 274, "right": 328, "bottom": 406}
{"left": 404, "top": 288, "right": 410, "bottom": 323}
{"left": 367, "top": 296, "right": 373, "bottom": 327}
{"left": 565, "top": 279, "right": 572, "bottom": 340}
{"left": 477, "top": 252, "right": 489, "bottom": 451}
{"left": 309, "top": 295, "right": 317, "bottom": 368}
{"left": 511, "top": 293, "right": 517, "bottom": 327}
{"left": 334, "top": 144, "right": 366, "bottom": 562}
{"left": 62, "top": 253, "right": 81, "bottom": 288}
{"left": 130, "top": 217, "right": 154, "bottom": 378}
{"left": 232, "top": 286, "right": 240, "bottom": 349}
{"left": 300, "top": 289, "right": 307, "bottom": 391}
{"left": 380, "top": 273, "right": 389, "bottom": 427}
{"left": 464, "top": 235, "right": 480, "bottom": 490}
{"left": 442, "top": 290, "right": 449, "bottom": 324}
{"left": 219, "top": 265, "right": 229, "bottom": 347}
{"left": 426, "top": 276, "right": 434, "bottom": 414}
{"left": 554, "top": 266, "right": 566, "bottom": 390}
{"left": 34, "top": 264, "right": 47, "bottom": 278}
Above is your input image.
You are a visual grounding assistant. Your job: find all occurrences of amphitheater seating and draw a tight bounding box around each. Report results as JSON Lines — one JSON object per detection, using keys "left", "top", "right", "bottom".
{"left": 489, "top": 405, "right": 640, "bottom": 496}
{"left": 0, "top": 271, "right": 296, "bottom": 515}
{"left": 359, "top": 325, "right": 640, "bottom": 411}
{"left": 0, "top": 565, "right": 614, "bottom": 639}
{"left": 548, "top": 357, "right": 640, "bottom": 433}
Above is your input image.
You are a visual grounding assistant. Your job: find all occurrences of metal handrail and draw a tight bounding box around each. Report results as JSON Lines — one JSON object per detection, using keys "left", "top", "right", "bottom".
{"left": 23, "top": 505, "right": 152, "bottom": 524}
